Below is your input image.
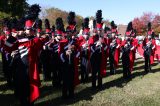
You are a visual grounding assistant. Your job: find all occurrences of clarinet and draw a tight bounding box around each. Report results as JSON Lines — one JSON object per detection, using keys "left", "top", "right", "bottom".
{"left": 67, "top": 45, "right": 72, "bottom": 64}
{"left": 110, "top": 39, "right": 117, "bottom": 51}
{"left": 94, "top": 36, "right": 103, "bottom": 53}
{"left": 144, "top": 38, "right": 152, "bottom": 56}
{"left": 84, "top": 40, "right": 89, "bottom": 56}
{"left": 122, "top": 40, "right": 132, "bottom": 53}
{"left": 67, "top": 39, "right": 75, "bottom": 64}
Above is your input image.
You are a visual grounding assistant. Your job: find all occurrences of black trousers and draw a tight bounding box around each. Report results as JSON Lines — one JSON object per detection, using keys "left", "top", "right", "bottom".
{"left": 40, "top": 50, "right": 52, "bottom": 80}
{"left": 20, "top": 98, "right": 34, "bottom": 106}
{"left": 144, "top": 54, "right": 151, "bottom": 73}
{"left": 62, "top": 63, "right": 74, "bottom": 98}
{"left": 109, "top": 50, "right": 115, "bottom": 74}
{"left": 42, "top": 62, "right": 52, "bottom": 80}
{"left": 11, "top": 54, "right": 31, "bottom": 106}
{"left": 90, "top": 52, "right": 102, "bottom": 88}
{"left": 122, "top": 53, "right": 131, "bottom": 78}
{"left": 2, "top": 53, "right": 13, "bottom": 86}
{"left": 52, "top": 54, "right": 62, "bottom": 86}
{"left": 80, "top": 57, "right": 89, "bottom": 83}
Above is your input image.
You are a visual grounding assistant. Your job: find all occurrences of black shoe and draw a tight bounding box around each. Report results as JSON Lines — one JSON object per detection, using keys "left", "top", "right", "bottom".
{"left": 62, "top": 95, "right": 68, "bottom": 99}
{"left": 123, "top": 74, "right": 127, "bottom": 79}
{"left": 145, "top": 69, "right": 149, "bottom": 73}
{"left": 110, "top": 71, "right": 114, "bottom": 75}
{"left": 91, "top": 86, "right": 96, "bottom": 90}
{"left": 84, "top": 77, "right": 89, "bottom": 83}
{"left": 128, "top": 71, "right": 131, "bottom": 78}
{"left": 127, "top": 74, "right": 131, "bottom": 79}
{"left": 97, "top": 85, "right": 103, "bottom": 90}
{"left": 81, "top": 79, "right": 85, "bottom": 83}
{"left": 113, "top": 70, "right": 116, "bottom": 74}
{"left": 68, "top": 94, "right": 75, "bottom": 99}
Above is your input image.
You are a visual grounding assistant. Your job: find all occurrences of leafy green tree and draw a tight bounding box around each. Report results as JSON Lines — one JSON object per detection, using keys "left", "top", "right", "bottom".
{"left": 0, "top": 0, "right": 29, "bottom": 18}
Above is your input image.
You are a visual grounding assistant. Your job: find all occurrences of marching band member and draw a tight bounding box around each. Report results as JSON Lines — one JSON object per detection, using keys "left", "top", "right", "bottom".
{"left": 36, "top": 19, "right": 42, "bottom": 38}
{"left": 11, "top": 4, "right": 49, "bottom": 106}
{"left": 109, "top": 21, "right": 121, "bottom": 75}
{"left": 89, "top": 10, "right": 106, "bottom": 89}
{"left": 121, "top": 22, "right": 134, "bottom": 78}
{"left": 35, "top": 19, "right": 43, "bottom": 74}
{"left": 60, "top": 12, "right": 80, "bottom": 98}
{"left": 143, "top": 22, "right": 156, "bottom": 73}
{"left": 129, "top": 29, "right": 138, "bottom": 72}
{"left": 79, "top": 17, "right": 90, "bottom": 83}
{"left": 50, "top": 18, "right": 66, "bottom": 87}
{"left": 0, "top": 18, "right": 18, "bottom": 87}
{"left": 103, "top": 26, "right": 112, "bottom": 68}
{"left": 41, "top": 19, "right": 52, "bottom": 80}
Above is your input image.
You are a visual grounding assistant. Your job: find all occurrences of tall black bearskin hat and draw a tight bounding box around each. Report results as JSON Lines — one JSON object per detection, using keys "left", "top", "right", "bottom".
{"left": 125, "top": 21, "right": 133, "bottom": 36}
{"left": 45, "top": 19, "right": 51, "bottom": 33}
{"left": 111, "top": 21, "right": 117, "bottom": 29}
{"left": 17, "top": 17, "right": 25, "bottom": 31}
{"left": 126, "top": 21, "right": 133, "bottom": 32}
{"left": 25, "top": 4, "right": 41, "bottom": 30}
{"left": 93, "top": 19, "right": 96, "bottom": 29}
{"left": 67, "top": 11, "right": 76, "bottom": 25}
{"left": 56, "top": 17, "right": 65, "bottom": 35}
{"left": 104, "top": 26, "right": 111, "bottom": 34}
{"left": 147, "top": 22, "right": 153, "bottom": 35}
{"left": 84, "top": 17, "right": 89, "bottom": 29}
{"left": 36, "top": 19, "right": 42, "bottom": 33}
{"left": 51, "top": 25, "right": 55, "bottom": 36}
{"left": 3, "top": 18, "right": 10, "bottom": 28}
{"left": 66, "top": 11, "right": 76, "bottom": 33}
{"left": 10, "top": 17, "right": 18, "bottom": 32}
{"left": 111, "top": 21, "right": 118, "bottom": 34}
{"left": 2, "top": 18, "right": 11, "bottom": 34}
{"left": 96, "top": 10, "right": 103, "bottom": 30}
{"left": 83, "top": 17, "right": 90, "bottom": 34}
{"left": 131, "top": 29, "right": 137, "bottom": 37}
{"left": 147, "top": 22, "right": 151, "bottom": 31}
{"left": 51, "top": 25, "right": 55, "bottom": 32}
{"left": 81, "top": 23, "right": 84, "bottom": 30}
{"left": 96, "top": 10, "right": 102, "bottom": 24}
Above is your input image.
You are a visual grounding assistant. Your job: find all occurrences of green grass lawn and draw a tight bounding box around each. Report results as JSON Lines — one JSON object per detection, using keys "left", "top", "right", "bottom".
{"left": 0, "top": 54, "right": 160, "bottom": 106}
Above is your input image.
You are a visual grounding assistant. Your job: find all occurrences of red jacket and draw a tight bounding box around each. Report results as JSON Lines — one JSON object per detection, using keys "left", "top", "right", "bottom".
{"left": 17, "top": 37, "right": 46, "bottom": 102}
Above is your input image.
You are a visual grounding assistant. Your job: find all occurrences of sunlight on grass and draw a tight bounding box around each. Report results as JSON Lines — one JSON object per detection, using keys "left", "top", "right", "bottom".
{"left": 0, "top": 55, "right": 159, "bottom": 106}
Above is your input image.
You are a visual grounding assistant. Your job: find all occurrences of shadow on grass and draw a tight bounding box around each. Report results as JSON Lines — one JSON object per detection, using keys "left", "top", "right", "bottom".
{"left": 36, "top": 58, "right": 159, "bottom": 106}
{"left": 0, "top": 94, "right": 18, "bottom": 106}
{"left": 0, "top": 56, "right": 158, "bottom": 106}
{"left": 150, "top": 64, "right": 160, "bottom": 73}
{"left": 0, "top": 61, "right": 6, "bottom": 81}
{"left": 37, "top": 71, "right": 142, "bottom": 106}
{"left": 36, "top": 86, "right": 98, "bottom": 106}
{"left": 134, "top": 59, "right": 144, "bottom": 65}
{"left": 103, "top": 67, "right": 147, "bottom": 90}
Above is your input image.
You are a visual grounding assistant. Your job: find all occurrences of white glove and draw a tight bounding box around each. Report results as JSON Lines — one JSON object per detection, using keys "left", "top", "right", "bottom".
{"left": 104, "top": 45, "right": 108, "bottom": 50}
{"left": 116, "top": 44, "right": 120, "bottom": 48}
{"left": 130, "top": 46, "right": 135, "bottom": 50}
{"left": 66, "top": 50, "right": 72, "bottom": 55}
{"left": 96, "top": 41, "right": 101, "bottom": 47}
{"left": 152, "top": 45, "right": 155, "bottom": 50}
{"left": 82, "top": 43, "right": 88, "bottom": 48}
{"left": 11, "top": 50, "right": 18, "bottom": 58}
{"left": 43, "top": 46, "right": 46, "bottom": 50}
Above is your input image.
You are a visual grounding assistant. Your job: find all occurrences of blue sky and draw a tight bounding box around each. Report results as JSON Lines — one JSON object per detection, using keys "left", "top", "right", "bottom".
{"left": 27, "top": 0, "right": 160, "bottom": 25}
